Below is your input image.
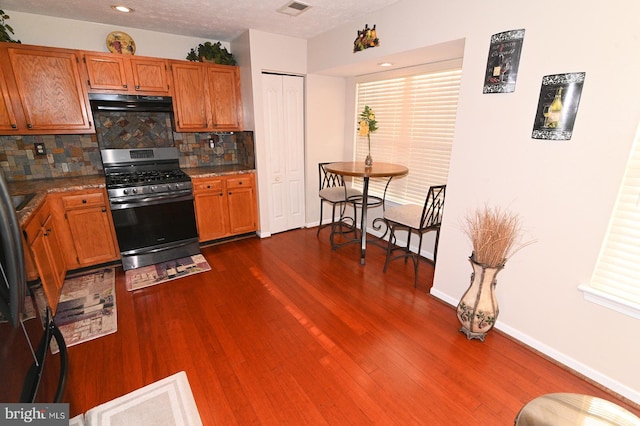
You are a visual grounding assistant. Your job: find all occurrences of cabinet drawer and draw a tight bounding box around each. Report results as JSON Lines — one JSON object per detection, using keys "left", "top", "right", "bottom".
{"left": 62, "top": 192, "right": 105, "bottom": 209}
{"left": 194, "top": 179, "right": 224, "bottom": 192}
{"left": 226, "top": 175, "right": 253, "bottom": 189}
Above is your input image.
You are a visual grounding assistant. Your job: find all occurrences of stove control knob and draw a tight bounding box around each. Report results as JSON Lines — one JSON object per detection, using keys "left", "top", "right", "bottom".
{"left": 150, "top": 186, "right": 156, "bottom": 192}
{"left": 123, "top": 189, "right": 128, "bottom": 195}
{"left": 132, "top": 188, "right": 137, "bottom": 194}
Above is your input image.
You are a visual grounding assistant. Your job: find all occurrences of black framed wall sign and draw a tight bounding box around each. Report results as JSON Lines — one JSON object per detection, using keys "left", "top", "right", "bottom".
{"left": 483, "top": 29, "right": 526, "bottom": 94}
{"left": 532, "top": 72, "right": 586, "bottom": 141}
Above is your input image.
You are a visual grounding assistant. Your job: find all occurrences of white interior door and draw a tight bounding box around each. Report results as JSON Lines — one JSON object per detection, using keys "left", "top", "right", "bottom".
{"left": 262, "top": 73, "right": 305, "bottom": 234}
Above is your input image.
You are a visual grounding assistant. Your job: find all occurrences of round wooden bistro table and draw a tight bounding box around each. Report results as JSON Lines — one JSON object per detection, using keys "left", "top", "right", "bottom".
{"left": 325, "top": 162, "right": 408, "bottom": 265}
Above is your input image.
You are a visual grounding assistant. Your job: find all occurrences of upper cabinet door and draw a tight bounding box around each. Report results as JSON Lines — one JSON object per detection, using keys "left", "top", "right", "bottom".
{"left": 170, "top": 61, "right": 209, "bottom": 132}
{"left": 5, "top": 46, "right": 93, "bottom": 133}
{"left": 130, "top": 57, "right": 170, "bottom": 93}
{"left": 206, "top": 66, "right": 243, "bottom": 131}
{"left": 84, "top": 53, "right": 170, "bottom": 95}
{"left": 84, "top": 53, "right": 129, "bottom": 91}
{"left": 0, "top": 64, "right": 18, "bottom": 132}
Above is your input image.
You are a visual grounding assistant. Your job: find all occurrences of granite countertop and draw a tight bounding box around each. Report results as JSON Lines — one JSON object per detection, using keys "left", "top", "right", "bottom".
{"left": 9, "top": 175, "right": 108, "bottom": 225}
{"left": 8, "top": 167, "right": 255, "bottom": 224}
{"left": 184, "top": 165, "right": 256, "bottom": 178}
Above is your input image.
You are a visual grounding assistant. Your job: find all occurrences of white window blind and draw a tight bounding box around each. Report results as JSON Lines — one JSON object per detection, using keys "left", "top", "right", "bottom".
{"left": 589, "top": 128, "right": 640, "bottom": 308}
{"left": 353, "top": 62, "right": 462, "bottom": 205}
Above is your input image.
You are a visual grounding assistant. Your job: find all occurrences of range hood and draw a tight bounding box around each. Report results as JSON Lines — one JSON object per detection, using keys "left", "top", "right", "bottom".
{"left": 88, "top": 93, "right": 173, "bottom": 113}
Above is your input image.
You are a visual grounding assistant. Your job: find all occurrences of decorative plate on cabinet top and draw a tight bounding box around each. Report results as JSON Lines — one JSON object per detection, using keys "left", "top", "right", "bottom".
{"left": 106, "top": 31, "right": 136, "bottom": 55}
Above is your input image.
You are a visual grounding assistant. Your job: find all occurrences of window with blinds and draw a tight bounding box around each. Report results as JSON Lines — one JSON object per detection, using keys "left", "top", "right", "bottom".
{"left": 585, "top": 126, "right": 640, "bottom": 317}
{"left": 353, "top": 61, "right": 462, "bottom": 205}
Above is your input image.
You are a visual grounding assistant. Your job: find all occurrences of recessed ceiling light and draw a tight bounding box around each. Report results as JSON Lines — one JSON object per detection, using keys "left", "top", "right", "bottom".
{"left": 111, "top": 5, "right": 134, "bottom": 13}
{"left": 378, "top": 62, "right": 393, "bottom": 67}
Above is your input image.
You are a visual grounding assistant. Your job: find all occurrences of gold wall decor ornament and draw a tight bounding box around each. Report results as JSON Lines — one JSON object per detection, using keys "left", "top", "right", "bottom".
{"left": 353, "top": 24, "right": 379, "bottom": 52}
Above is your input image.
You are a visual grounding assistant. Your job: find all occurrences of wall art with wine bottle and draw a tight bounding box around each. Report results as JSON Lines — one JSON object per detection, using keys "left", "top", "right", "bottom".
{"left": 532, "top": 72, "right": 586, "bottom": 141}
{"left": 483, "top": 29, "right": 526, "bottom": 94}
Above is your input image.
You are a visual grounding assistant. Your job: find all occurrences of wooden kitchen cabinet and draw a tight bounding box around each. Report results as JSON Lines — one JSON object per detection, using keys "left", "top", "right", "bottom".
{"left": 48, "top": 189, "right": 119, "bottom": 270}
{"left": 23, "top": 200, "right": 66, "bottom": 315}
{"left": 170, "top": 62, "right": 208, "bottom": 131}
{"left": 0, "top": 42, "right": 94, "bottom": 135}
{"left": 0, "top": 63, "right": 18, "bottom": 132}
{"left": 226, "top": 175, "right": 258, "bottom": 234}
{"left": 83, "top": 52, "right": 171, "bottom": 95}
{"left": 170, "top": 60, "right": 243, "bottom": 132}
{"left": 205, "top": 65, "right": 242, "bottom": 131}
{"left": 193, "top": 173, "right": 257, "bottom": 242}
{"left": 193, "top": 177, "right": 229, "bottom": 241}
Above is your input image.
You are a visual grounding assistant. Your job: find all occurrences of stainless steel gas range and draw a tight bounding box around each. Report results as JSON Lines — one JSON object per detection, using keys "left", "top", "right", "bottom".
{"left": 101, "top": 147, "right": 200, "bottom": 271}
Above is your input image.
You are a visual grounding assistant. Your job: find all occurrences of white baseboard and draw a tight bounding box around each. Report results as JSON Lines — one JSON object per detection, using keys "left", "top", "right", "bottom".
{"left": 429, "top": 288, "right": 640, "bottom": 405}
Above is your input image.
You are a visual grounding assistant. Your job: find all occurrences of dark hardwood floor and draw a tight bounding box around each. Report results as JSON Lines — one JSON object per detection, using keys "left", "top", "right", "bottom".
{"left": 16, "top": 228, "right": 640, "bottom": 423}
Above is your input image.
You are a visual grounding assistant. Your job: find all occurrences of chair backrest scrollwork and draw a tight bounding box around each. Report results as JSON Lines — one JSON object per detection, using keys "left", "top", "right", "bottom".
{"left": 420, "top": 185, "right": 446, "bottom": 230}
{"left": 319, "top": 162, "right": 345, "bottom": 191}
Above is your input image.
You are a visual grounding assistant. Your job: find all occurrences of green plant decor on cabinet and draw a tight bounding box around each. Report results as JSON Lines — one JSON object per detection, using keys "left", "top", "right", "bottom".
{"left": 186, "top": 41, "right": 236, "bottom": 65}
{"left": 0, "top": 10, "right": 21, "bottom": 43}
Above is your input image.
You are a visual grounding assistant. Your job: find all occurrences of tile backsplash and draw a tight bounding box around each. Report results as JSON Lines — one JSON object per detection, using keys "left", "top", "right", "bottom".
{"left": 0, "top": 131, "right": 255, "bottom": 181}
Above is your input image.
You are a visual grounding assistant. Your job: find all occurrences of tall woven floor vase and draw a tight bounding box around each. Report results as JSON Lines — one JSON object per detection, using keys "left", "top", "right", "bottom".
{"left": 456, "top": 255, "right": 504, "bottom": 341}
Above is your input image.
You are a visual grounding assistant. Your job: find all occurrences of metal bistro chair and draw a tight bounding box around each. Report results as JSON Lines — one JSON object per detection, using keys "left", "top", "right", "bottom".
{"left": 382, "top": 184, "right": 446, "bottom": 287}
{"left": 317, "top": 162, "right": 362, "bottom": 237}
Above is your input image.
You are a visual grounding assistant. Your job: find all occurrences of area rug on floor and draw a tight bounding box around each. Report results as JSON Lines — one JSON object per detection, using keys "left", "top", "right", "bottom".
{"left": 73, "top": 371, "right": 203, "bottom": 426}
{"left": 34, "top": 268, "right": 117, "bottom": 353}
{"left": 125, "top": 254, "right": 211, "bottom": 291}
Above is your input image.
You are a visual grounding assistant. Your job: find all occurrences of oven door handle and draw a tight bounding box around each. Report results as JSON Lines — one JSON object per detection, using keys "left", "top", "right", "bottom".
{"left": 109, "top": 192, "right": 194, "bottom": 209}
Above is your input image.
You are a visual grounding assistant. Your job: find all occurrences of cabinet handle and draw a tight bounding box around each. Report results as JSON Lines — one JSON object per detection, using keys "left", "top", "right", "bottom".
{"left": 219, "top": 193, "right": 223, "bottom": 196}
{"left": 135, "top": 85, "right": 140, "bottom": 90}
{"left": 82, "top": 199, "right": 87, "bottom": 204}
{"left": 239, "top": 181, "right": 243, "bottom": 185}
{"left": 101, "top": 208, "right": 107, "bottom": 213}
{"left": 123, "top": 84, "right": 128, "bottom": 89}
{"left": 206, "top": 185, "right": 211, "bottom": 189}
{"left": 11, "top": 124, "right": 16, "bottom": 129}
{"left": 27, "top": 123, "right": 32, "bottom": 129}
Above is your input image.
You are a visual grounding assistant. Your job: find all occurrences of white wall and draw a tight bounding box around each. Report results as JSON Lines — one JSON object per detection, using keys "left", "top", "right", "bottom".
{"left": 304, "top": 75, "right": 347, "bottom": 227}
{"left": 233, "top": 30, "right": 307, "bottom": 237}
{"left": 307, "top": 0, "right": 640, "bottom": 403}
{"left": 4, "top": 11, "right": 228, "bottom": 59}
{"left": 8, "top": 3, "right": 640, "bottom": 404}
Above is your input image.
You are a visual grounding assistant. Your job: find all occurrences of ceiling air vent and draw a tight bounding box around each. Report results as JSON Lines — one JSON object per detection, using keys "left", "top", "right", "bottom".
{"left": 277, "top": 1, "right": 311, "bottom": 17}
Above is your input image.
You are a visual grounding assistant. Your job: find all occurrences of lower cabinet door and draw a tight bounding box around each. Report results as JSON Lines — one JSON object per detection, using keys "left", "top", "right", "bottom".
{"left": 30, "top": 215, "right": 66, "bottom": 315}
{"left": 66, "top": 206, "right": 119, "bottom": 266}
{"left": 227, "top": 187, "right": 257, "bottom": 234}
{"left": 194, "top": 190, "right": 229, "bottom": 242}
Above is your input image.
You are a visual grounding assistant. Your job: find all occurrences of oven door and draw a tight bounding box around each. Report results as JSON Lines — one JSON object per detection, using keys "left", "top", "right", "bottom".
{"left": 109, "top": 191, "right": 200, "bottom": 270}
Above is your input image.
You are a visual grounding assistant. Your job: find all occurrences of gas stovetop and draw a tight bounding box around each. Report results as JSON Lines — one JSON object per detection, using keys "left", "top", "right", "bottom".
{"left": 101, "top": 147, "right": 193, "bottom": 199}
{"left": 106, "top": 169, "right": 190, "bottom": 187}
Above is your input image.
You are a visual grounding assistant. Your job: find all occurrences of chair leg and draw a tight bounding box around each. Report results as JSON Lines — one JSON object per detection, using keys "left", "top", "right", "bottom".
{"left": 413, "top": 234, "right": 424, "bottom": 288}
{"left": 383, "top": 223, "right": 395, "bottom": 272}
{"left": 317, "top": 201, "right": 325, "bottom": 236}
{"left": 404, "top": 231, "right": 413, "bottom": 264}
{"left": 433, "top": 227, "right": 441, "bottom": 264}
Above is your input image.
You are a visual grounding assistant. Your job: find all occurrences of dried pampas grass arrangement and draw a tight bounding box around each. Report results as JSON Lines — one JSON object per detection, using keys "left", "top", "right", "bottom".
{"left": 463, "top": 206, "right": 534, "bottom": 268}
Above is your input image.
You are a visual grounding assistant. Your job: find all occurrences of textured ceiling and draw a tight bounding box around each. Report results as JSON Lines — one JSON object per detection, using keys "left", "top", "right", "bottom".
{"left": 1, "top": 0, "right": 401, "bottom": 41}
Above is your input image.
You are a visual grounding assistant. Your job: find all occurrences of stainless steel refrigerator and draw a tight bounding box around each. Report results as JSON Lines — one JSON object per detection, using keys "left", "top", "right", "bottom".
{"left": 0, "top": 169, "right": 67, "bottom": 403}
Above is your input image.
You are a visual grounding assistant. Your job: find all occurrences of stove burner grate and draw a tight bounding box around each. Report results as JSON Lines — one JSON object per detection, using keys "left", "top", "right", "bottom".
{"left": 106, "top": 169, "right": 190, "bottom": 188}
